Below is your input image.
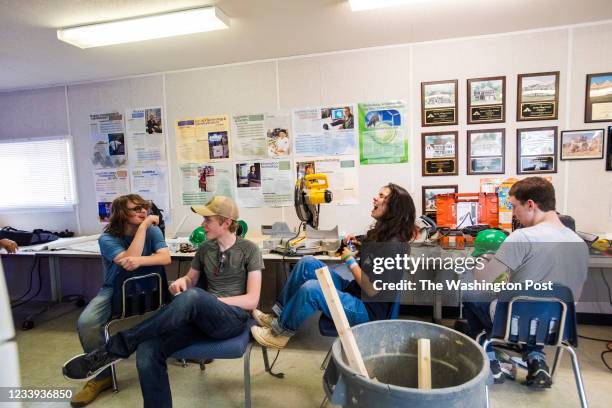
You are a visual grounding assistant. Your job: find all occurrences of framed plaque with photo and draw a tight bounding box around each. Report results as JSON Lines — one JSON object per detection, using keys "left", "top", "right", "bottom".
{"left": 421, "top": 80, "right": 458, "bottom": 126}
{"left": 585, "top": 72, "right": 612, "bottom": 123}
{"left": 517, "top": 127, "right": 557, "bottom": 174}
{"left": 422, "top": 185, "right": 458, "bottom": 221}
{"left": 422, "top": 131, "right": 458, "bottom": 176}
{"left": 467, "top": 76, "right": 506, "bottom": 124}
{"left": 560, "top": 129, "right": 604, "bottom": 160}
{"left": 467, "top": 129, "right": 505, "bottom": 174}
{"left": 517, "top": 71, "right": 560, "bottom": 121}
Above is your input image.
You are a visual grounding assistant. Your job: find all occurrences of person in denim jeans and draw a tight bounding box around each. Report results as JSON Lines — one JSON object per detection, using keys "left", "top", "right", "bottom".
{"left": 251, "top": 183, "right": 416, "bottom": 349}
{"left": 465, "top": 177, "right": 588, "bottom": 388}
{"left": 63, "top": 196, "right": 263, "bottom": 408}
{"left": 72, "top": 194, "right": 170, "bottom": 407}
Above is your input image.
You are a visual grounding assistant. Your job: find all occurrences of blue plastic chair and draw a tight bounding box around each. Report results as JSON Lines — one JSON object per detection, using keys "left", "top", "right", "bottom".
{"left": 172, "top": 319, "right": 273, "bottom": 408}
{"left": 105, "top": 265, "right": 170, "bottom": 392}
{"left": 479, "top": 284, "right": 588, "bottom": 408}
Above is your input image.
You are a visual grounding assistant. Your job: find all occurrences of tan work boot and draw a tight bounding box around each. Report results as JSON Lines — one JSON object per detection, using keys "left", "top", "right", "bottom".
{"left": 70, "top": 377, "right": 112, "bottom": 407}
{"left": 251, "top": 326, "right": 290, "bottom": 349}
{"left": 252, "top": 309, "right": 275, "bottom": 329}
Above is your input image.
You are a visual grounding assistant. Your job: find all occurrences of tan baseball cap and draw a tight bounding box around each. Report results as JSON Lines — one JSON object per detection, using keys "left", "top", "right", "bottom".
{"left": 191, "top": 196, "right": 239, "bottom": 221}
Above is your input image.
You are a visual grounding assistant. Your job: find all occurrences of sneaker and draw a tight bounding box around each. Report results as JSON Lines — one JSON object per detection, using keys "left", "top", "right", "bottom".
{"left": 63, "top": 348, "right": 122, "bottom": 381}
{"left": 252, "top": 309, "right": 275, "bottom": 329}
{"left": 251, "top": 326, "right": 290, "bottom": 349}
{"left": 490, "top": 360, "right": 505, "bottom": 384}
{"left": 70, "top": 377, "right": 112, "bottom": 407}
{"left": 525, "top": 359, "right": 552, "bottom": 388}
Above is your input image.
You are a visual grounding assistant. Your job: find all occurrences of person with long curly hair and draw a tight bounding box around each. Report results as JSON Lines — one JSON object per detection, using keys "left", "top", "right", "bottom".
{"left": 251, "top": 183, "right": 416, "bottom": 349}
{"left": 71, "top": 194, "right": 170, "bottom": 406}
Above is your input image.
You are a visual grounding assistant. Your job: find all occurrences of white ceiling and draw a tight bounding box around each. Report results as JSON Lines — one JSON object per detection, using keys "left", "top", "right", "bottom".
{"left": 1, "top": 0, "right": 612, "bottom": 92}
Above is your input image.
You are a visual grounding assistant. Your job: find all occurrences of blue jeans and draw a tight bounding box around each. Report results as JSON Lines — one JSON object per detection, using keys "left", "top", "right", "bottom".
{"left": 463, "top": 301, "right": 545, "bottom": 362}
{"left": 106, "top": 288, "right": 249, "bottom": 408}
{"left": 77, "top": 286, "right": 113, "bottom": 380}
{"left": 271, "top": 256, "right": 370, "bottom": 335}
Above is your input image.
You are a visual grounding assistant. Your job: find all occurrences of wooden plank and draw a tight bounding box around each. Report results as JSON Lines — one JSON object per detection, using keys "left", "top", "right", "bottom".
{"left": 418, "top": 338, "right": 431, "bottom": 389}
{"left": 315, "top": 266, "right": 369, "bottom": 377}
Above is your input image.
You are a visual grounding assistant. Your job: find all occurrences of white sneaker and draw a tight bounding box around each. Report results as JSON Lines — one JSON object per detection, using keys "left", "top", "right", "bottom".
{"left": 251, "top": 326, "right": 290, "bottom": 349}
{"left": 252, "top": 309, "right": 275, "bottom": 329}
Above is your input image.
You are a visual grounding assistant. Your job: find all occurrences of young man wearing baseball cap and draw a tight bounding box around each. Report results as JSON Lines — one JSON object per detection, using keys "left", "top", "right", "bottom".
{"left": 62, "top": 196, "right": 263, "bottom": 408}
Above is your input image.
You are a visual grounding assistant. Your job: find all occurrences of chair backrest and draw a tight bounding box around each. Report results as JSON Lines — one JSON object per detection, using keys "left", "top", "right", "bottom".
{"left": 110, "top": 265, "right": 171, "bottom": 320}
{"left": 491, "top": 283, "right": 577, "bottom": 347}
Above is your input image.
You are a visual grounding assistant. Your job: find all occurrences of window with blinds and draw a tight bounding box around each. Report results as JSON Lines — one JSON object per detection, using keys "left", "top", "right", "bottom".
{"left": 0, "top": 136, "right": 77, "bottom": 210}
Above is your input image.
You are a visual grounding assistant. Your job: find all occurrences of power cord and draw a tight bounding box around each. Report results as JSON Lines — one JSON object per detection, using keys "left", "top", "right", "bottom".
{"left": 577, "top": 334, "right": 612, "bottom": 372}
{"left": 266, "top": 349, "right": 285, "bottom": 378}
{"left": 11, "top": 255, "right": 44, "bottom": 309}
{"left": 10, "top": 255, "right": 40, "bottom": 307}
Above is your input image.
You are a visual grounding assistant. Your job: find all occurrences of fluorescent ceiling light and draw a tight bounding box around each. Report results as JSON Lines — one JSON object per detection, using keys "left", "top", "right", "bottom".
{"left": 57, "top": 6, "right": 230, "bottom": 49}
{"left": 349, "top": 0, "right": 416, "bottom": 11}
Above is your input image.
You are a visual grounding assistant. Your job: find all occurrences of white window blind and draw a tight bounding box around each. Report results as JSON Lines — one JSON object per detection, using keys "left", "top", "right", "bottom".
{"left": 0, "top": 136, "right": 76, "bottom": 210}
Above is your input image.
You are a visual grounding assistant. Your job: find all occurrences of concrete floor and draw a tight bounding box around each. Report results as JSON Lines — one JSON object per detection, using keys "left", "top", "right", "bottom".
{"left": 11, "top": 305, "right": 612, "bottom": 408}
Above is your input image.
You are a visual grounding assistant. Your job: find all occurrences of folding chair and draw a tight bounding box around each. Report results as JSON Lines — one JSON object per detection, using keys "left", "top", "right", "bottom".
{"left": 105, "top": 265, "right": 170, "bottom": 392}
{"left": 480, "top": 284, "right": 588, "bottom": 408}
{"left": 172, "top": 319, "right": 275, "bottom": 408}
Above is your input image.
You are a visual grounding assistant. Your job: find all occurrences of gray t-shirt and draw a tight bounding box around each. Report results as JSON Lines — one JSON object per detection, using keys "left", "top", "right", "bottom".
{"left": 191, "top": 236, "right": 264, "bottom": 298}
{"left": 495, "top": 223, "right": 588, "bottom": 299}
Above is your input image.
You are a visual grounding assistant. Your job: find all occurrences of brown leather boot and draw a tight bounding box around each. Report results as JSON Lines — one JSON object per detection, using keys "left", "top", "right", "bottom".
{"left": 70, "top": 377, "right": 112, "bottom": 407}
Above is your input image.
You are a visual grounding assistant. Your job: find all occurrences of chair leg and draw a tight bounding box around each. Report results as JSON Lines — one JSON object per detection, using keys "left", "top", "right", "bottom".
{"left": 320, "top": 394, "right": 329, "bottom": 408}
{"left": 551, "top": 346, "right": 563, "bottom": 379}
{"left": 485, "top": 385, "right": 490, "bottom": 408}
{"left": 104, "top": 324, "right": 119, "bottom": 393}
{"left": 110, "top": 364, "right": 119, "bottom": 393}
{"left": 320, "top": 345, "right": 332, "bottom": 371}
{"left": 564, "top": 345, "right": 588, "bottom": 408}
{"left": 262, "top": 346, "right": 271, "bottom": 373}
{"left": 244, "top": 343, "right": 253, "bottom": 408}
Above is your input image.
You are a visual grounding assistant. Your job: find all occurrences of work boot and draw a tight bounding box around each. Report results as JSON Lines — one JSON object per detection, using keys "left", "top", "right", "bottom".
{"left": 251, "top": 326, "right": 290, "bottom": 349}
{"left": 70, "top": 377, "right": 112, "bottom": 407}
{"left": 252, "top": 309, "right": 275, "bottom": 329}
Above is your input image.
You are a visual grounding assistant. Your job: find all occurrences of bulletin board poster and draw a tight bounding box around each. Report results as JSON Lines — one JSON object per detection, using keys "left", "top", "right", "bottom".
{"left": 235, "top": 160, "right": 293, "bottom": 208}
{"left": 90, "top": 112, "right": 127, "bottom": 169}
{"left": 232, "top": 112, "right": 292, "bottom": 160}
{"left": 125, "top": 107, "right": 166, "bottom": 166}
{"left": 94, "top": 169, "right": 130, "bottom": 223}
{"left": 292, "top": 105, "right": 357, "bottom": 157}
{"left": 130, "top": 167, "right": 171, "bottom": 222}
{"left": 179, "top": 162, "right": 235, "bottom": 206}
{"left": 295, "top": 157, "right": 359, "bottom": 205}
{"left": 175, "top": 115, "right": 231, "bottom": 163}
{"left": 358, "top": 101, "right": 408, "bottom": 165}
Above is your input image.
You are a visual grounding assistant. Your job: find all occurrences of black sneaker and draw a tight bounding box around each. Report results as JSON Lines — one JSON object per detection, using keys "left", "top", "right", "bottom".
{"left": 525, "top": 359, "right": 552, "bottom": 388}
{"left": 62, "top": 348, "right": 122, "bottom": 381}
{"left": 490, "top": 359, "right": 505, "bottom": 384}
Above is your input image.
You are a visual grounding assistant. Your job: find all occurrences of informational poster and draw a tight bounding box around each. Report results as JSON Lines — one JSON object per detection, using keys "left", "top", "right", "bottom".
{"left": 125, "top": 107, "right": 166, "bottom": 166}
{"left": 90, "top": 112, "right": 127, "bottom": 169}
{"left": 176, "top": 115, "right": 231, "bottom": 163}
{"left": 94, "top": 169, "right": 130, "bottom": 222}
{"left": 232, "top": 112, "right": 292, "bottom": 159}
{"left": 358, "top": 101, "right": 408, "bottom": 165}
{"left": 235, "top": 160, "right": 293, "bottom": 207}
{"left": 130, "top": 167, "right": 170, "bottom": 220}
{"left": 295, "top": 157, "right": 359, "bottom": 205}
{"left": 179, "top": 162, "right": 235, "bottom": 205}
{"left": 293, "top": 105, "right": 357, "bottom": 157}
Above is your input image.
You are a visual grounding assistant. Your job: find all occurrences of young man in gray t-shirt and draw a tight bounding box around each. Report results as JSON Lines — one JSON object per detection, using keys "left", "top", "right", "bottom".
{"left": 465, "top": 177, "right": 588, "bottom": 388}
{"left": 63, "top": 196, "right": 264, "bottom": 408}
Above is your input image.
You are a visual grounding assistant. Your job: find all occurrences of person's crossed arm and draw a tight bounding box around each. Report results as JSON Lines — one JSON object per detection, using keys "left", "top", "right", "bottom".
{"left": 112, "top": 215, "right": 171, "bottom": 271}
